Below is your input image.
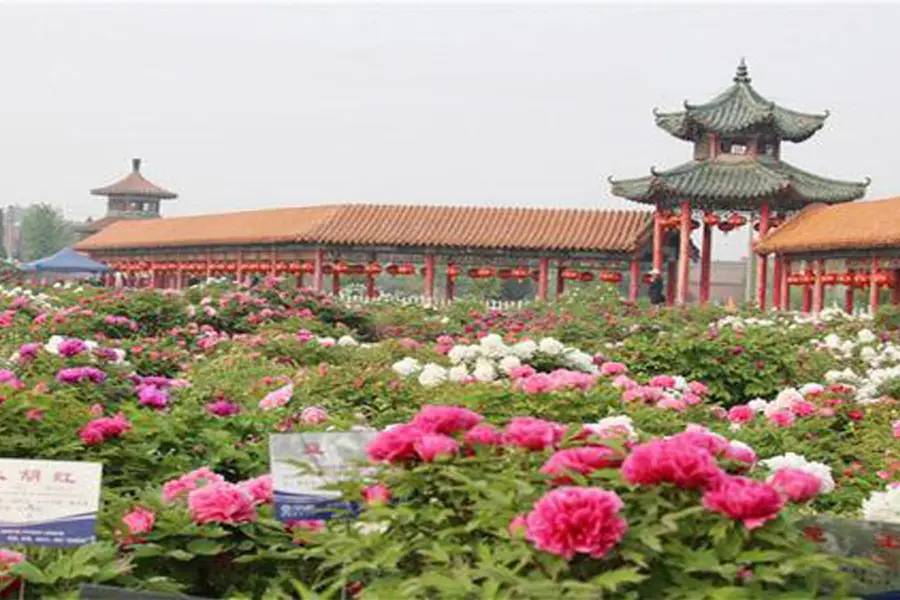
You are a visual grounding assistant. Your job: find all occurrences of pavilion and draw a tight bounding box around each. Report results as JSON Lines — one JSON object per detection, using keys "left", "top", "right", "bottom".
{"left": 757, "top": 197, "right": 900, "bottom": 314}
{"left": 75, "top": 203, "right": 691, "bottom": 303}
{"left": 609, "top": 59, "right": 869, "bottom": 308}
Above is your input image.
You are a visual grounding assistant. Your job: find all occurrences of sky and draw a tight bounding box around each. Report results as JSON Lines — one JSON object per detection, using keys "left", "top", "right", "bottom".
{"left": 0, "top": 3, "right": 896, "bottom": 260}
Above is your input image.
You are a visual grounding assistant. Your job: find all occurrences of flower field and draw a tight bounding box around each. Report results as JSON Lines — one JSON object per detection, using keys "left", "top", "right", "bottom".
{"left": 1, "top": 280, "right": 899, "bottom": 598}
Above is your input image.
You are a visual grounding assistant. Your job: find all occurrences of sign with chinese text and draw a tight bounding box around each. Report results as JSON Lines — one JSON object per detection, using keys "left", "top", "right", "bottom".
{"left": 0, "top": 458, "right": 102, "bottom": 547}
{"left": 270, "top": 432, "right": 377, "bottom": 522}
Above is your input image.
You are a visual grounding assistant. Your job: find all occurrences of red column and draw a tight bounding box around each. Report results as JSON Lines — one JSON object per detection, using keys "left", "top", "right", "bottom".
{"left": 780, "top": 259, "right": 791, "bottom": 311}
{"left": 756, "top": 203, "right": 770, "bottom": 310}
{"left": 424, "top": 254, "right": 435, "bottom": 303}
{"left": 365, "top": 275, "right": 376, "bottom": 299}
{"left": 537, "top": 258, "right": 549, "bottom": 301}
{"left": 870, "top": 257, "right": 880, "bottom": 313}
{"left": 802, "top": 263, "right": 812, "bottom": 313}
{"left": 332, "top": 272, "right": 341, "bottom": 296}
{"left": 653, "top": 208, "right": 664, "bottom": 273}
{"left": 845, "top": 268, "right": 855, "bottom": 314}
{"left": 628, "top": 256, "right": 640, "bottom": 302}
{"left": 556, "top": 263, "right": 565, "bottom": 299}
{"left": 177, "top": 269, "right": 185, "bottom": 290}
{"left": 676, "top": 201, "right": 691, "bottom": 305}
{"left": 445, "top": 263, "right": 456, "bottom": 302}
{"left": 700, "top": 220, "right": 712, "bottom": 303}
{"left": 893, "top": 269, "right": 900, "bottom": 305}
{"left": 772, "top": 256, "right": 783, "bottom": 309}
{"left": 313, "top": 249, "right": 325, "bottom": 292}
{"left": 236, "top": 251, "right": 244, "bottom": 285}
{"left": 297, "top": 271, "right": 305, "bottom": 289}
{"left": 812, "top": 259, "right": 825, "bottom": 313}
{"left": 666, "top": 260, "right": 676, "bottom": 307}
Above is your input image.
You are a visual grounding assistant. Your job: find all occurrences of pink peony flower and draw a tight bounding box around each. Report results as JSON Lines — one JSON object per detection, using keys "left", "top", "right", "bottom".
{"left": 89, "top": 404, "right": 104, "bottom": 416}
{"left": 702, "top": 476, "right": 785, "bottom": 529}
{"left": 770, "top": 468, "right": 822, "bottom": 504}
{"left": 0, "top": 548, "right": 24, "bottom": 589}
{"left": 508, "top": 514, "right": 527, "bottom": 537}
{"left": 790, "top": 400, "right": 817, "bottom": 417}
{"left": 411, "top": 405, "right": 483, "bottom": 434}
{"left": 25, "top": 408, "right": 44, "bottom": 422}
{"left": 768, "top": 410, "right": 796, "bottom": 428}
{"left": 367, "top": 424, "right": 427, "bottom": 463}
{"left": 137, "top": 385, "right": 169, "bottom": 409}
{"left": 58, "top": 338, "right": 87, "bottom": 358}
{"left": 362, "top": 484, "right": 392, "bottom": 506}
{"left": 508, "top": 365, "right": 536, "bottom": 379}
{"left": 622, "top": 439, "right": 723, "bottom": 490}
{"left": 723, "top": 441, "right": 756, "bottom": 467}
{"left": 518, "top": 373, "right": 557, "bottom": 394}
{"left": 188, "top": 482, "right": 258, "bottom": 525}
{"left": 657, "top": 397, "right": 686, "bottom": 412}
{"left": 464, "top": 424, "right": 504, "bottom": 448}
{"left": 728, "top": 405, "right": 754, "bottom": 425}
{"left": 502, "top": 417, "right": 566, "bottom": 452}
{"left": 688, "top": 381, "right": 709, "bottom": 396}
{"left": 671, "top": 428, "right": 729, "bottom": 457}
{"left": 237, "top": 474, "right": 273, "bottom": 505}
{"left": 682, "top": 392, "right": 703, "bottom": 406}
{"left": 709, "top": 406, "right": 728, "bottom": 420}
{"left": 56, "top": 367, "right": 106, "bottom": 385}
{"left": 162, "top": 467, "right": 226, "bottom": 503}
{"left": 79, "top": 414, "right": 131, "bottom": 446}
{"left": 524, "top": 487, "right": 627, "bottom": 559}
{"left": 413, "top": 434, "right": 459, "bottom": 462}
{"left": 300, "top": 406, "right": 328, "bottom": 425}
{"left": 650, "top": 375, "right": 676, "bottom": 388}
{"left": 286, "top": 519, "right": 325, "bottom": 534}
{"left": 600, "top": 362, "right": 627, "bottom": 376}
{"left": 206, "top": 400, "right": 241, "bottom": 417}
{"left": 540, "top": 447, "right": 621, "bottom": 485}
{"left": 15, "top": 343, "right": 40, "bottom": 363}
{"left": 893, "top": 420, "right": 900, "bottom": 439}
{"left": 259, "top": 383, "right": 293, "bottom": 411}
{"left": 612, "top": 375, "right": 638, "bottom": 390}
{"left": 121, "top": 507, "right": 156, "bottom": 536}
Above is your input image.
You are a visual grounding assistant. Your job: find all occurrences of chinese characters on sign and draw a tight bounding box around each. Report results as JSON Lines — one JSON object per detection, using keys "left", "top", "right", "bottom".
{"left": 269, "top": 432, "right": 377, "bottom": 522}
{"left": 0, "top": 458, "right": 102, "bottom": 548}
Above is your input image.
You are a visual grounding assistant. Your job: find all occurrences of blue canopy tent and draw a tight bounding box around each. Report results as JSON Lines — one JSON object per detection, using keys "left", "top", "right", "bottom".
{"left": 21, "top": 248, "right": 110, "bottom": 274}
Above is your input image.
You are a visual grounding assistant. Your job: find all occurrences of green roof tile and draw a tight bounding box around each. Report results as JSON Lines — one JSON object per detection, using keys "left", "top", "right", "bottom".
{"left": 609, "top": 154, "right": 868, "bottom": 210}
{"left": 653, "top": 59, "right": 828, "bottom": 143}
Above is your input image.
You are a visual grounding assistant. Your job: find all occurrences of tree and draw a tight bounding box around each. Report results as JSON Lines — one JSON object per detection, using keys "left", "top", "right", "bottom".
{"left": 20, "top": 203, "right": 73, "bottom": 261}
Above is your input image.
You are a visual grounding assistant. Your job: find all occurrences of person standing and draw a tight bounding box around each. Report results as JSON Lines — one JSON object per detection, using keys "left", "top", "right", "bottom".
{"left": 648, "top": 269, "right": 665, "bottom": 305}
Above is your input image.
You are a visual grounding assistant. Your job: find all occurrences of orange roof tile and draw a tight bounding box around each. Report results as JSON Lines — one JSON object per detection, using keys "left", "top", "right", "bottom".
{"left": 90, "top": 158, "right": 177, "bottom": 199}
{"left": 757, "top": 198, "right": 900, "bottom": 255}
{"left": 75, "top": 204, "right": 653, "bottom": 254}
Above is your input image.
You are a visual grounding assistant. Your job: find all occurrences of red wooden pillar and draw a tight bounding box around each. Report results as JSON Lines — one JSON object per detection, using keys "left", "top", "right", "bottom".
{"left": 445, "top": 263, "right": 456, "bottom": 302}
{"left": 802, "top": 263, "right": 813, "bottom": 313}
{"left": 535, "top": 258, "right": 548, "bottom": 301}
{"left": 812, "top": 259, "right": 825, "bottom": 313}
{"left": 313, "top": 249, "right": 325, "bottom": 292}
{"left": 780, "top": 258, "right": 791, "bottom": 311}
{"left": 653, "top": 207, "right": 664, "bottom": 273}
{"left": 365, "top": 275, "right": 376, "bottom": 299}
{"left": 870, "top": 257, "right": 880, "bottom": 313}
{"left": 424, "top": 254, "right": 435, "bottom": 303}
{"left": 556, "top": 263, "right": 565, "bottom": 299}
{"left": 845, "top": 268, "right": 855, "bottom": 314}
{"left": 666, "top": 260, "right": 676, "bottom": 307}
{"left": 772, "top": 256, "right": 783, "bottom": 309}
{"left": 331, "top": 264, "right": 341, "bottom": 296}
{"left": 893, "top": 269, "right": 900, "bottom": 305}
{"left": 756, "top": 203, "right": 770, "bottom": 309}
{"left": 628, "top": 256, "right": 640, "bottom": 302}
{"left": 700, "top": 220, "right": 712, "bottom": 303}
{"left": 676, "top": 201, "right": 691, "bottom": 305}
{"left": 236, "top": 250, "right": 244, "bottom": 285}
{"left": 297, "top": 271, "right": 305, "bottom": 289}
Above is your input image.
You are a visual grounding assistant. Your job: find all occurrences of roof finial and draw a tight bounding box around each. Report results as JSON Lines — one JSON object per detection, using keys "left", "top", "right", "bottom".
{"left": 132, "top": 158, "right": 141, "bottom": 173}
{"left": 734, "top": 57, "right": 750, "bottom": 83}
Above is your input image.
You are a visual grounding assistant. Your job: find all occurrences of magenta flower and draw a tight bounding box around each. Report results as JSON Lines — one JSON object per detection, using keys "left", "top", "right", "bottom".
{"left": 524, "top": 487, "right": 627, "bottom": 559}
{"left": 206, "top": 401, "right": 241, "bottom": 417}
{"left": 15, "top": 343, "right": 40, "bottom": 363}
{"left": 137, "top": 385, "right": 169, "bottom": 409}
{"left": 702, "top": 476, "right": 784, "bottom": 529}
{"left": 57, "top": 367, "right": 106, "bottom": 385}
{"left": 411, "top": 405, "right": 483, "bottom": 434}
{"left": 413, "top": 434, "right": 459, "bottom": 462}
{"left": 58, "top": 338, "right": 88, "bottom": 358}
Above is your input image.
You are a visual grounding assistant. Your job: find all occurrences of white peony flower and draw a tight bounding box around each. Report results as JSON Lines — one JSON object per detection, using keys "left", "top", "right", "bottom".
{"left": 472, "top": 358, "right": 497, "bottom": 382}
{"left": 448, "top": 365, "right": 470, "bottom": 382}
{"left": 538, "top": 337, "right": 565, "bottom": 356}
{"left": 498, "top": 355, "right": 522, "bottom": 375}
{"left": 584, "top": 415, "right": 637, "bottom": 441}
{"left": 44, "top": 335, "right": 65, "bottom": 355}
{"left": 862, "top": 485, "right": 900, "bottom": 524}
{"left": 858, "top": 329, "right": 877, "bottom": 344}
{"left": 747, "top": 398, "right": 769, "bottom": 413}
{"left": 337, "top": 335, "right": 359, "bottom": 347}
{"left": 479, "top": 334, "right": 504, "bottom": 349}
{"left": 563, "top": 350, "right": 594, "bottom": 372}
{"left": 391, "top": 357, "right": 421, "bottom": 377}
{"left": 861, "top": 346, "right": 878, "bottom": 362}
{"left": 761, "top": 453, "right": 835, "bottom": 494}
{"left": 418, "top": 363, "right": 448, "bottom": 388}
{"left": 510, "top": 340, "right": 537, "bottom": 360}
{"left": 798, "top": 383, "right": 824, "bottom": 396}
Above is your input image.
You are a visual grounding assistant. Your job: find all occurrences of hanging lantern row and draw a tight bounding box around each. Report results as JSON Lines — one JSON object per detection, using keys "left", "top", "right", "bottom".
{"left": 660, "top": 211, "right": 753, "bottom": 234}
{"left": 106, "top": 260, "right": 320, "bottom": 274}
{"left": 786, "top": 272, "right": 896, "bottom": 288}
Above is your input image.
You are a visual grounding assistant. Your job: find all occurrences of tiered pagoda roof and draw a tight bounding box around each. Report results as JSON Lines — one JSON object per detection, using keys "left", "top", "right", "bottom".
{"left": 90, "top": 158, "right": 177, "bottom": 199}
{"left": 74, "top": 204, "right": 655, "bottom": 254}
{"left": 610, "top": 60, "right": 869, "bottom": 210}
{"left": 653, "top": 59, "right": 828, "bottom": 143}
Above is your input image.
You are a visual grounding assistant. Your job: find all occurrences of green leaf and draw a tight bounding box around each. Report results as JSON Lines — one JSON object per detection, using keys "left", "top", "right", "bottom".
{"left": 11, "top": 561, "right": 47, "bottom": 584}
{"left": 589, "top": 567, "right": 647, "bottom": 591}
{"left": 187, "top": 539, "right": 225, "bottom": 555}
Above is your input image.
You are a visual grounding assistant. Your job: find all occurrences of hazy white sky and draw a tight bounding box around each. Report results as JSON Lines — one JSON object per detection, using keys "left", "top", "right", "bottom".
{"left": 0, "top": 3, "right": 894, "bottom": 259}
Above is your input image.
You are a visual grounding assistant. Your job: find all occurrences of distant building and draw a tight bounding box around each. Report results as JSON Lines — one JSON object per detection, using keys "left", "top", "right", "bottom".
{"left": 73, "top": 158, "right": 177, "bottom": 241}
{"left": 2, "top": 205, "right": 23, "bottom": 260}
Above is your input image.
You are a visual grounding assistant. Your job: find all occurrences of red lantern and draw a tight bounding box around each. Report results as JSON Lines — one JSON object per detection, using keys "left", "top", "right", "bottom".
{"left": 727, "top": 213, "right": 747, "bottom": 228}
{"left": 365, "top": 262, "right": 382, "bottom": 276}
{"left": 396, "top": 263, "right": 416, "bottom": 276}
{"left": 854, "top": 273, "right": 870, "bottom": 287}
{"left": 578, "top": 272, "right": 594, "bottom": 283}
{"left": 511, "top": 266, "right": 530, "bottom": 280}
{"left": 447, "top": 264, "right": 461, "bottom": 279}
{"left": 301, "top": 262, "right": 315, "bottom": 274}
{"left": 560, "top": 268, "right": 580, "bottom": 280}
{"left": 469, "top": 267, "right": 496, "bottom": 279}
{"left": 498, "top": 268, "right": 513, "bottom": 280}
{"left": 600, "top": 271, "right": 623, "bottom": 284}
{"left": 821, "top": 273, "right": 838, "bottom": 286}
{"left": 718, "top": 222, "right": 735, "bottom": 233}
{"left": 347, "top": 264, "right": 366, "bottom": 276}
{"left": 332, "top": 261, "right": 349, "bottom": 274}
{"left": 874, "top": 272, "right": 892, "bottom": 287}
{"left": 703, "top": 212, "right": 720, "bottom": 226}
{"left": 837, "top": 272, "right": 854, "bottom": 285}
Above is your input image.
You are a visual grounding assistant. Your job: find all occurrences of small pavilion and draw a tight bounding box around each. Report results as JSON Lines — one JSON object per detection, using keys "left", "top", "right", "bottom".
{"left": 75, "top": 203, "right": 692, "bottom": 303}
{"left": 609, "top": 59, "right": 868, "bottom": 308}
{"left": 757, "top": 197, "right": 900, "bottom": 314}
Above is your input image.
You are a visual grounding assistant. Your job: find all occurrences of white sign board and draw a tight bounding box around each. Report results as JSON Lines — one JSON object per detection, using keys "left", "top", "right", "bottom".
{"left": 269, "top": 432, "right": 377, "bottom": 521}
{"left": 0, "top": 458, "right": 102, "bottom": 547}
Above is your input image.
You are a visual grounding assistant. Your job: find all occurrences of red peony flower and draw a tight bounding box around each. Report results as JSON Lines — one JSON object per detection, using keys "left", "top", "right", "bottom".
{"left": 524, "top": 487, "right": 627, "bottom": 559}
{"left": 411, "top": 405, "right": 483, "bottom": 434}
{"left": 770, "top": 468, "right": 822, "bottom": 503}
{"left": 621, "top": 439, "right": 723, "bottom": 490}
{"left": 502, "top": 417, "right": 566, "bottom": 451}
{"left": 702, "top": 476, "right": 784, "bottom": 530}
{"left": 413, "top": 434, "right": 459, "bottom": 462}
{"left": 540, "top": 447, "right": 621, "bottom": 485}
{"left": 367, "top": 424, "right": 427, "bottom": 464}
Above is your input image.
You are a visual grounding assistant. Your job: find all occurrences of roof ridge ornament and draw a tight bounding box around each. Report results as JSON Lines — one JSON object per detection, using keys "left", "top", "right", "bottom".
{"left": 734, "top": 57, "right": 751, "bottom": 84}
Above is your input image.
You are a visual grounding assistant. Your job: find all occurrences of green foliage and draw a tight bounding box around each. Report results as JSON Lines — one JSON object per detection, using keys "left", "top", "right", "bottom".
{"left": 20, "top": 203, "right": 74, "bottom": 261}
